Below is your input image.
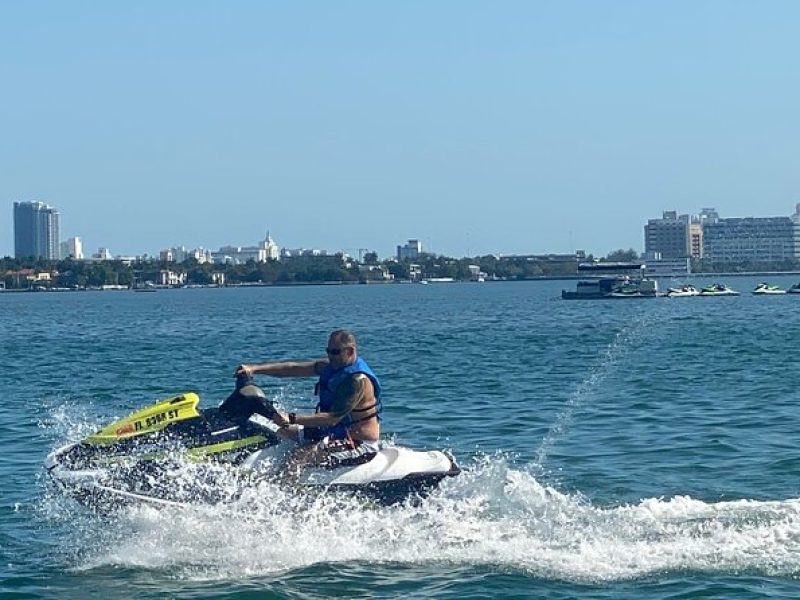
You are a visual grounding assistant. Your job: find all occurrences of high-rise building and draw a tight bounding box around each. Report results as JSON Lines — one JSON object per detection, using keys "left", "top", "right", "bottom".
{"left": 397, "top": 239, "right": 423, "bottom": 261}
{"left": 60, "top": 237, "right": 84, "bottom": 260}
{"left": 644, "top": 211, "right": 690, "bottom": 258}
{"left": 688, "top": 220, "right": 703, "bottom": 259}
{"left": 699, "top": 207, "right": 720, "bottom": 225}
{"left": 703, "top": 217, "right": 797, "bottom": 265}
{"left": 14, "top": 201, "right": 60, "bottom": 259}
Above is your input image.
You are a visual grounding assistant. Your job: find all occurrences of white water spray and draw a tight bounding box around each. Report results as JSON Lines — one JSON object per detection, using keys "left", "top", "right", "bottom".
{"left": 39, "top": 456, "right": 800, "bottom": 583}
{"left": 534, "top": 311, "right": 656, "bottom": 468}
{"left": 38, "top": 361, "right": 800, "bottom": 584}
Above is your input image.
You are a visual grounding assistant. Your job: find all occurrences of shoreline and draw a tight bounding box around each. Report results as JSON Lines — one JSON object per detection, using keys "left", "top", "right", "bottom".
{"left": 4, "top": 270, "right": 800, "bottom": 294}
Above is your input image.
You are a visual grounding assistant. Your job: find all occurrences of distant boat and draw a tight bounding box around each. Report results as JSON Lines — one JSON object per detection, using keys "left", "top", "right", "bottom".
{"left": 562, "top": 276, "right": 658, "bottom": 300}
{"left": 788, "top": 283, "right": 800, "bottom": 294}
{"left": 562, "top": 262, "right": 658, "bottom": 300}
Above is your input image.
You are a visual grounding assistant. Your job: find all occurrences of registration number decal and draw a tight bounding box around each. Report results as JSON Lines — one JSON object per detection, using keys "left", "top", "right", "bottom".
{"left": 133, "top": 408, "right": 181, "bottom": 431}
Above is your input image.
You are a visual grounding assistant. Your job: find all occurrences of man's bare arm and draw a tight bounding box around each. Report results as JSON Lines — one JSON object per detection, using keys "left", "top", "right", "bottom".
{"left": 237, "top": 359, "right": 328, "bottom": 378}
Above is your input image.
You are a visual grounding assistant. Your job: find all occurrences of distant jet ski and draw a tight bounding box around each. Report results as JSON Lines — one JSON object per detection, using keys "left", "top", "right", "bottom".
{"left": 666, "top": 284, "right": 699, "bottom": 297}
{"left": 44, "top": 392, "right": 459, "bottom": 511}
{"left": 752, "top": 283, "right": 786, "bottom": 295}
{"left": 698, "top": 283, "right": 740, "bottom": 296}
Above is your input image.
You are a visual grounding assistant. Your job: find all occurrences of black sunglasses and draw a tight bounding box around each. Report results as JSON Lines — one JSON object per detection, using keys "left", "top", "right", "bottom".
{"left": 326, "top": 346, "right": 351, "bottom": 355}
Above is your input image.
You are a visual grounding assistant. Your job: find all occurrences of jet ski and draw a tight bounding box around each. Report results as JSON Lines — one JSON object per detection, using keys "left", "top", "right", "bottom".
{"left": 666, "top": 284, "right": 699, "bottom": 297}
{"left": 698, "top": 283, "right": 740, "bottom": 296}
{"left": 752, "top": 283, "right": 786, "bottom": 295}
{"left": 44, "top": 391, "right": 460, "bottom": 511}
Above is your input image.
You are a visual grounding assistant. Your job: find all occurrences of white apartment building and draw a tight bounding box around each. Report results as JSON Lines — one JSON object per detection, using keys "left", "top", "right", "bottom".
{"left": 160, "top": 246, "right": 213, "bottom": 264}
{"left": 159, "top": 269, "right": 187, "bottom": 286}
{"left": 60, "top": 237, "right": 84, "bottom": 260}
{"left": 280, "top": 248, "right": 328, "bottom": 258}
{"left": 642, "top": 252, "right": 691, "bottom": 276}
{"left": 210, "top": 235, "right": 280, "bottom": 265}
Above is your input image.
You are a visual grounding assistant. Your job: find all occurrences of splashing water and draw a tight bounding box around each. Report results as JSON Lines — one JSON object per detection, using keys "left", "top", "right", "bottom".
{"left": 39, "top": 451, "right": 800, "bottom": 583}
{"left": 534, "top": 311, "right": 657, "bottom": 469}
{"left": 37, "top": 378, "right": 800, "bottom": 585}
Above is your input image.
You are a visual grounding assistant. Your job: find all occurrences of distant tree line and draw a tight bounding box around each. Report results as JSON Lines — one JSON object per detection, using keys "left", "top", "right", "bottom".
{"left": 4, "top": 250, "right": 798, "bottom": 290}
{"left": 2, "top": 253, "right": 585, "bottom": 289}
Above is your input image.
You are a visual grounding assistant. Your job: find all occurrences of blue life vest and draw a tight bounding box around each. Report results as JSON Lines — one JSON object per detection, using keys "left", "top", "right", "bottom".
{"left": 315, "top": 357, "right": 382, "bottom": 439}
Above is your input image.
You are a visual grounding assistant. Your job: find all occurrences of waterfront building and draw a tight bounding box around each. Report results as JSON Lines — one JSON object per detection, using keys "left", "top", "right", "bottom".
{"left": 699, "top": 208, "right": 720, "bottom": 224}
{"left": 468, "top": 265, "right": 488, "bottom": 281}
{"left": 642, "top": 251, "right": 691, "bottom": 276}
{"left": 357, "top": 264, "right": 393, "bottom": 281}
{"left": 397, "top": 239, "right": 423, "bottom": 261}
{"left": 280, "top": 247, "right": 328, "bottom": 258}
{"left": 408, "top": 263, "right": 422, "bottom": 281}
{"left": 261, "top": 234, "right": 280, "bottom": 260}
{"left": 703, "top": 217, "right": 797, "bottom": 265}
{"left": 193, "top": 248, "right": 213, "bottom": 264}
{"left": 160, "top": 246, "right": 189, "bottom": 263}
{"left": 211, "top": 246, "right": 258, "bottom": 265}
{"left": 688, "top": 221, "right": 703, "bottom": 259}
{"left": 59, "top": 237, "right": 84, "bottom": 260}
{"left": 13, "top": 201, "right": 60, "bottom": 259}
{"left": 92, "top": 248, "right": 114, "bottom": 260}
{"left": 644, "top": 211, "right": 690, "bottom": 259}
{"left": 499, "top": 253, "right": 581, "bottom": 266}
{"left": 159, "top": 269, "right": 187, "bottom": 286}
{"left": 210, "top": 234, "right": 279, "bottom": 265}
{"left": 161, "top": 246, "right": 213, "bottom": 264}
{"left": 792, "top": 203, "right": 800, "bottom": 224}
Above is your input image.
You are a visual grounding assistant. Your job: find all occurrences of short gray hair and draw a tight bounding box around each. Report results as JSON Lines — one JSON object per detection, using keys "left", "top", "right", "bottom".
{"left": 329, "top": 329, "right": 356, "bottom": 348}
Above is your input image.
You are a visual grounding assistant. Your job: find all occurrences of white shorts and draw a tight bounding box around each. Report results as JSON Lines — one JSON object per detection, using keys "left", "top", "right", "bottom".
{"left": 316, "top": 435, "right": 380, "bottom": 467}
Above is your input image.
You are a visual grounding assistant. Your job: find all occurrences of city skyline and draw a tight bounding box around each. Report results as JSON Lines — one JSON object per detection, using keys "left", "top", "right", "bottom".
{"left": 3, "top": 3, "right": 799, "bottom": 258}
{"left": 8, "top": 200, "right": 800, "bottom": 263}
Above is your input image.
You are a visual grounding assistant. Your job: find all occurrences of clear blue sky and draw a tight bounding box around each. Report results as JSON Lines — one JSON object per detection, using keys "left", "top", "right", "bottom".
{"left": 3, "top": 1, "right": 799, "bottom": 259}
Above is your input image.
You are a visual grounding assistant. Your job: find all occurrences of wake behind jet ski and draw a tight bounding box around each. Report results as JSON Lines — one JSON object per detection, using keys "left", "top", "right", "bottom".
{"left": 44, "top": 390, "right": 459, "bottom": 511}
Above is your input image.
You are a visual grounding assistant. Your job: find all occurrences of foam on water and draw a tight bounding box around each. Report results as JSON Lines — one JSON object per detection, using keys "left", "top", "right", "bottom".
{"left": 37, "top": 355, "right": 800, "bottom": 585}
{"left": 39, "top": 446, "right": 800, "bottom": 583}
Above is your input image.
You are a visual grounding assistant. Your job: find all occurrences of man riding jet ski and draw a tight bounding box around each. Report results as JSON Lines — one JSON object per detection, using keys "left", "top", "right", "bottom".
{"left": 231, "top": 329, "right": 385, "bottom": 475}
{"left": 44, "top": 331, "right": 459, "bottom": 510}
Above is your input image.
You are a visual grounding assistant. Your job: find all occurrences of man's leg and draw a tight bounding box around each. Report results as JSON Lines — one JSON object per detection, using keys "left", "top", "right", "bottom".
{"left": 219, "top": 374, "right": 279, "bottom": 423}
{"left": 280, "top": 437, "right": 379, "bottom": 481}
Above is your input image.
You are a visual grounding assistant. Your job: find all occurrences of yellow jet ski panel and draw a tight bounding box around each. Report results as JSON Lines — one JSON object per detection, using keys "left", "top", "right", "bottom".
{"left": 86, "top": 393, "right": 201, "bottom": 445}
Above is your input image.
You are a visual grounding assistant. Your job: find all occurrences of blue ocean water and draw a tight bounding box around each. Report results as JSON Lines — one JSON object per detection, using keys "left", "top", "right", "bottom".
{"left": 3, "top": 278, "right": 800, "bottom": 599}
